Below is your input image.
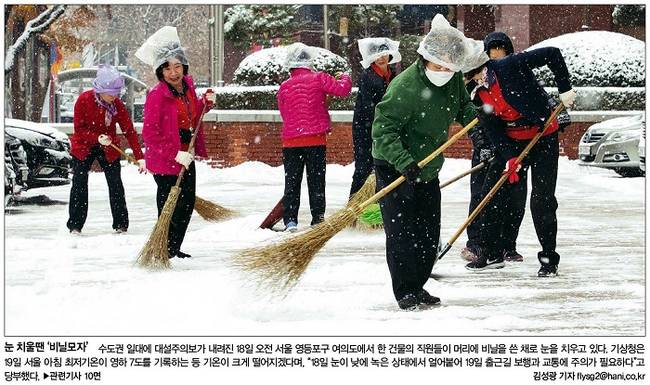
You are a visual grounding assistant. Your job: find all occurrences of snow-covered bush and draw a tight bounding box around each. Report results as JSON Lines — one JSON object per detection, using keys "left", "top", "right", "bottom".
{"left": 232, "top": 46, "right": 351, "bottom": 86}
{"left": 612, "top": 5, "right": 645, "bottom": 26}
{"left": 224, "top": 5, "right": 301, "bottom": 49}
{"left": 528, "top": 31, "right": 645, "bottom": 87}
{"left": 528, "top": 31, "right": 645, "bottom": 110}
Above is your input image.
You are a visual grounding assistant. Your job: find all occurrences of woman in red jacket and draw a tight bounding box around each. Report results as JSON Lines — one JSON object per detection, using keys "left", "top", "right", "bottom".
{"left": 66, "top": 64, "right": 145, "bottom": 234}
{"left": 136, "top": 26, "right": 214, "bottom": 259}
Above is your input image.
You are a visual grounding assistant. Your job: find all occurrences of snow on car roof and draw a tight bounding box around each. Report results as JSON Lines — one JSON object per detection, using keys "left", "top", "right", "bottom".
{"left": 5, "top": 118, "right": 69, "bottom": 141}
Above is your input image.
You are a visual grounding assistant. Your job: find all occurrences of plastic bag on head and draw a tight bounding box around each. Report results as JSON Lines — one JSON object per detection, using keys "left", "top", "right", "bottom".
{"left": 462, "top": 39, "right": 490, "bottom": 74}
{"left": 358, "top": 37, "right": 402, "bottom": 69}
{"left": 285, "top": 42, "right": 317, "bottom": 70}
{"left": 417, "top": 13, "right": 476, "bottom": 72}
{"left": 135, "top": 26, "right": 189, "bottom": 71}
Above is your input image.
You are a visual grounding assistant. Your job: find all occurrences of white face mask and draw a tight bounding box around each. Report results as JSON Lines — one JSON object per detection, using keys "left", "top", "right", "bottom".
{"left": 425, "top": 69, "right": 454, "bottom": 87}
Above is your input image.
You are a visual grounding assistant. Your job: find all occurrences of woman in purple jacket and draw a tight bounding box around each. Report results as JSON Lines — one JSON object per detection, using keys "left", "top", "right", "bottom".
{"left": 277, "top": 43, "right": 352, "bottom": 232}
{"left": 136, "top": 26, "right": 214, "bottom": 259}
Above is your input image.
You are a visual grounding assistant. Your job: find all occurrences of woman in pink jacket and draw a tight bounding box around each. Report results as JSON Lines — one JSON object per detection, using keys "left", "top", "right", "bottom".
{"left": 136, "top": 26, "right": 214, "bottom": 259}
{"left": 277, "top": 43, "right": 352, "bottom": 232}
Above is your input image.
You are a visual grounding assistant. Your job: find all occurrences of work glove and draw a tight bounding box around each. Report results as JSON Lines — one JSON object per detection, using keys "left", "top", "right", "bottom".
{"left": 468, "top": 126, "right": 489, "bottom": 149}
{"left": 559, "top": 89, "right": 577, "bottom": 108}
{"left": 503, "top": 157, "right": 521, "bottom": 184}
{"left": 174, "top": 151, "right": 194, "bottom": 168}
{"left": 98, "top": 134, "right": 112, "bottom": 146}
{"left": 137, "top": 159, "right": 147, "bottom": 174}
{"left": 202, "top": 89, "right": 216, "bottom": 109}
{"left": 401, "top": 161, "right": 422, "bottom": 185}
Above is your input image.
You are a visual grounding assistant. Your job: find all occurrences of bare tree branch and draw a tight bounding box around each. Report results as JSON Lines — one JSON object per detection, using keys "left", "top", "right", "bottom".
{"left": 5, "top": 5, "right": 67, "bottom": 74}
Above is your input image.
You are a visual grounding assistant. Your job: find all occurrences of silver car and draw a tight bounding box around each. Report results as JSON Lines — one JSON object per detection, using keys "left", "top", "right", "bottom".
{"left": 578, "top": 114, "right": 645, "bottom": 177}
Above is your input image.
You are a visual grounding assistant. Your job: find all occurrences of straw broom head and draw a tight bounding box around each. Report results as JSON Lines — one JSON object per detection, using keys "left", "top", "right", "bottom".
{"left": 233, "top": 206, "right": 360, "bottom": 293}
{"left": 194, "top": 196, "right": 237, "bottom": 222}
{"left": 136, "top": 186, "right": 181, "bottom": 269}
{"left": 347, "top": 174, "right": 383, "bottom": 230}
{"left": 347, "top": 173, "right": 376, "bottom": 209}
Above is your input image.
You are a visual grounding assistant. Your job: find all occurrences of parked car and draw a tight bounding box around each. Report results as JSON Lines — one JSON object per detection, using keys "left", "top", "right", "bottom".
{"left": 4, "top": 134, "right": 30, "bottom": 205}
{"left": 4, "top": 118, "right": 71, "bottom": 189}
{"left": 4, "top": 160, "right": 16, "bottom": 206}
{"left": 578, "top": 114, "right": 645, "bottom": 177}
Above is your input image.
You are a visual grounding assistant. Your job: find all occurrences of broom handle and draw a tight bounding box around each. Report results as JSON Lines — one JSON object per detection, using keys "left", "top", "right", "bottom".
{"left": 109, "top": 143, "right": 138, "bottom": 164}
{"left": 173, "top": 102, "right": 210, "bottom": 188}
{"left": 438, "top": 103, "right": 565, "bottom": 260}
{"left": 356, "top": 117, "right": 479, "bottom": 212}
{"left": 439, "top": 156, "right": 493, "bottom": 189}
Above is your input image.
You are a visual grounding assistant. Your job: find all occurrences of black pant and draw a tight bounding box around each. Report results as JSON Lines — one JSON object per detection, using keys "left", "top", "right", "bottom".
{"left": 478, "top": 133, "right": 559, "bottom": 257}
{"left": 349, "top": 125, "right": 373, "bottom": 197}
{"left": 282, "top": 146, "right": 326, "bottom": 226}
{"left": 67, "top": 145, "right": 128, "bottom": 231}
{"left": 375, "top": 162, "right": 441, "bottom": 302}
{"left": 466, "top": 148, "right": 526, "bottom": 252}
{"left": 152, "top": 163, "right": 196, "bottom": 255}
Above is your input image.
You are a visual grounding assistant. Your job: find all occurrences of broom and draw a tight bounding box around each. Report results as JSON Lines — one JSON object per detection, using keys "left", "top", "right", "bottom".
{"left": 233, "top": 117, "right": 479, "bottom": 292}
{"left": 436, "top": 103, "right": 565, "bottom": 262}
{"left": 110, "top": 143, "right": 235, "bottom": 222}
{"left": 136, "top": 104, "right": 209, "bottom": 269}
{"left": 352, "top": 157, "right": 494, "bottom": 229}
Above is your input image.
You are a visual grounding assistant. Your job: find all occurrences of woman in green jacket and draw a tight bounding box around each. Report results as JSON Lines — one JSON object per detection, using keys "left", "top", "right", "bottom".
{"left": 372, "top": 14, "right": 485, "bottom": 310}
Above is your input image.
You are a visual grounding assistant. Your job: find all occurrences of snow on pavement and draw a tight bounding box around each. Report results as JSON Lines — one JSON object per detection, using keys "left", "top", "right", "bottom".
{"left": 3, "top": 158, "right": 644, "bottom": 336}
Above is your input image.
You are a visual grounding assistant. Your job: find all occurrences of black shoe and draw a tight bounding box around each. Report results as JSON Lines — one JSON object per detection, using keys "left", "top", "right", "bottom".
{"left": 397, "top": 294, "right": 419, "bottom": 310}
{"left": 538, "top": 264, "right": 558, "bottom": 277}
{"left": 465, "top": 248, "right": 505, "bottom": 271}
{"left": 115, "top": 227, "right": 127, "bottom": 234}
{"left": 169, "top": 250, "right": 192, "bottom": 259}
{"left": 417, "top": 289, "right": 441, "bottom": 306}
{"left": 310, "top": 215, "right": 324, "bottom": 226}
{"left": 176, "top": 251, "right": 192, "bottom": 259}
{"left": 503, "top": 249, "right": 523, "bottom": 262}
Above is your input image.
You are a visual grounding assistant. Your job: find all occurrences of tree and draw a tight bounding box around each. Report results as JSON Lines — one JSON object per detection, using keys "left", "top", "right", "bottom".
{"left": 5, "top": 5, "right": 66, "bottom": 73}
{"left": 612, "top": 5, "right": 645, "bottom": 26}
{"left": 80, "top": 5, "right": 210, "bottom": 86}
{"left": 5, "top": 5, "right": 66, "bottom": 120}
{"left": 326, "top": 5, "right": 401, "bottom": 80}
{"left": 328, "top": 5, "right": 401, "bottom": 40}
{"left": 224, "top": 5, "right": 301, "bottom": 49}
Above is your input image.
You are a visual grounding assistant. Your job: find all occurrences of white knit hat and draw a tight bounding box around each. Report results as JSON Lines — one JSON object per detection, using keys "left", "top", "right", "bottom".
{"left": 135, "top": 26, "right": 188, "bottom": 71}
{"left": 358, "top": 37, "right": 401, "bottom": 69}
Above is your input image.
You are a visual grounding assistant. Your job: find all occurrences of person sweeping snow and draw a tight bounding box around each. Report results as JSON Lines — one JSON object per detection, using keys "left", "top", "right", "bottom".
{"left": 371, "top": 14, "right": 482, "bottom": 310}
{"left": 462, "top": 30, "right": 576, "bottom": 276}
{"left": 66, "top": 64, "right": 146, "bottom": 235}
{"left": 461, "top": 32, "right": 572, "bottom": 265}
{"left": 135, "top": 26, "right": 214, "bottom": 260}
{"left": 350, "top": 37, "right": 401, "bottom": 197}
{"left": 348, "top": 37, "right": 401, "bottom": 229}
{"left": 277, "top": 42, "right": 352, "bottom": 232}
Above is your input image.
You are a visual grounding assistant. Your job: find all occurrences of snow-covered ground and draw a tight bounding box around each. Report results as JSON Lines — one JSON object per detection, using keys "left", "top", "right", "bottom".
{"left": 4, "top": 157, "right": 644, "bottom": 336}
